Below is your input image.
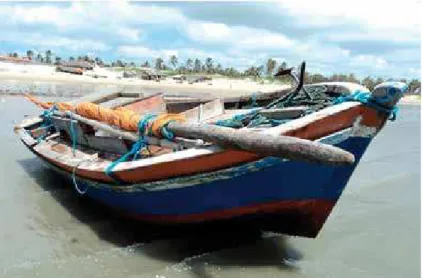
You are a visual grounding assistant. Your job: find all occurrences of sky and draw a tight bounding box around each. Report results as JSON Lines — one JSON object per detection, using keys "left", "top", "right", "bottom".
{"left": 0, "top": 1, "right": 421, "bottom": 79}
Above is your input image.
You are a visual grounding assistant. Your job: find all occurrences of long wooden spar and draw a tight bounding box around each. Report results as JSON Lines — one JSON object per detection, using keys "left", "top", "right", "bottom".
{"left": 54, "top": 110, "right": 355, "bottom": 166}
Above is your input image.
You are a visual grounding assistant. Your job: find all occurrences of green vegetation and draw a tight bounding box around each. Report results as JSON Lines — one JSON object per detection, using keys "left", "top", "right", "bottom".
{"left": 8, "top": 50, "right": 422, "bottom": 93}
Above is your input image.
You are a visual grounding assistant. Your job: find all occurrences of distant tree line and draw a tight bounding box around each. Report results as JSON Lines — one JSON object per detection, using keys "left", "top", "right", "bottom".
{"left": 8, "top": 50, "right": 422, "bottom": 94}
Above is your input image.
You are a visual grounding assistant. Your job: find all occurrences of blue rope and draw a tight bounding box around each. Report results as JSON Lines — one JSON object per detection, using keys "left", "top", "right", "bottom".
{"left": 69, "top": 113, "right": 77, "bottom": 157}
{"left": 36, "top": 124, "right": 53, "bottom": 143}
{"left": 33, "top": 105, "right": 57, "bottom": 143}
{"left": 334, "top": 91, "right": 399, "bottom": 121}
{"left": 215, "top": 109, "right": 260, "bottom": 128}
{"left": 104, "top": 114, "right": 155, "bottom": 180}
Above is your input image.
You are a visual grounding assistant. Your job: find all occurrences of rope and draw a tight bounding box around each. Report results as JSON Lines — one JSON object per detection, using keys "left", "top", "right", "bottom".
{"left": 334, "top": 91, "right": 398, "bottom": 121}
{"left": 215, "top": 86, "right": 334, "bottom": 129}
{"left": 104, "top": 113, "right": 185, "bottom": 181}
{"left": 69, "top": 112, "right": 77, "bottom": 157}
{"left": 72, "top": 161, "right": 89, "bottom": 195}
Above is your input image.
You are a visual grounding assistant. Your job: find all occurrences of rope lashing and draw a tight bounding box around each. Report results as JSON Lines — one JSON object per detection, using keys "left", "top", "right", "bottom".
{"left": 334, "top": 91, "right": 399, "bottom": 121}
{"left": 104, "top": 113, "right": 185, "bottom": 181}
{"left": 215, "top": 109, "right": 260, "bottom": 128}
{"left": 215, "top": 86, "right": 336, "bottom": 129}
{"left": 250, "top": 92, "right": 258, "bottom": 108}
{"left": 69, "top": 112, "right": 77, "bottom": 157}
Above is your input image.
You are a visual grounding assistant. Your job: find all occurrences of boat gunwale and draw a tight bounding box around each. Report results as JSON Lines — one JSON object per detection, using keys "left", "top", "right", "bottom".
{"left": 17, "top": 101, "right": 375, "bottom": 182}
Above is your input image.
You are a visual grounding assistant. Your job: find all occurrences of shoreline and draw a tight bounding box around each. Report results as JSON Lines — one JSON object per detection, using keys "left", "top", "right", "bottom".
{"left": 0, "top": 70, "right": 420, "bottom": 105}
{"left": 0, "top": 70, "right": 288, "bottom": 98}
{"left": 2, "top": 88, "right": 419, "bottom": 106}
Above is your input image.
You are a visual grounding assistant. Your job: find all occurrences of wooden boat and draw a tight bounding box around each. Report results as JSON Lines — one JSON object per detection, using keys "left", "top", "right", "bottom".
{"left": 14, "top": 62, "right": 406, "bottom": 237}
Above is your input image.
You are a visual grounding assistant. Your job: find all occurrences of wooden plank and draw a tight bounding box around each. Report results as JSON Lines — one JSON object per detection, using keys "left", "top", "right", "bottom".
{"left": 51, "top": 116, "right": 89, "bottom": 145}
{"left": 16, "top": 129, "right": 37, "bottom": 146}
{"left": 53, "top": 111, "right": 181, "bottom": 150}
{"left": 181, "top": 99, "right": 225, "bottom": 123}
{"left": 14, "top": 116, "right": 42, "bottom": 130}
{"left": 69, "top": 91, "right": 120, "bottom": 105}
{"left": 85, "top": 135, "right": 129, "bottom": 154}
{"left": 122, "top": 93, "right": 166, "bottom": 114}
{"left": 258, "top": 106, "right": 308, "bottom": 119}
{"left": 120, "top": 92, "right": 143, "bottom": 98}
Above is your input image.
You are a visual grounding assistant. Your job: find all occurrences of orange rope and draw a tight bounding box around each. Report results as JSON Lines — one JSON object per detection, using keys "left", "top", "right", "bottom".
{"left": 24, "top": 93, "right": 74, "bottom": 111}
{"left": 24, "top": 93, "right": 185, "bottom": 138}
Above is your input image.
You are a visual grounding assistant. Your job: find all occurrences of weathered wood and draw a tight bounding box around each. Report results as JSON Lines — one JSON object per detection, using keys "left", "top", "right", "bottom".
{"left": 54, "top": 110, "right": 354, "bottom": 166}
{"left": 16, "top": 129, "right": 37, "bottom": 146}
{"left": 52, "top": 111, "right": 182, "bottom": 150}
{"left": 69, "top": 91, "right": 120, "bottom": 105}
{"left": 164, "top": 88, "right": 293, "bottom": 113}
{"left": 166, "top": 122, "right": 355, "bottom": 166}
{"left": 182, "top": 99, "right": 225, "bottom": 123}
{"left": 85, "top": 135, "right": 129, "bottom": 154}
{"left": 122, "top": 93, "right": 166, "bottom": 114}
{"left": 14, "top": 116, "right": 42, "bottom": 131}
{"left": 109, "top": 93, "right": 162, "bottom": 109}
{"left": 258, "top": 106, "right": 308, "bottom": 119}
{"left": 51, "top": 116, "right": 89, "bottom": 145}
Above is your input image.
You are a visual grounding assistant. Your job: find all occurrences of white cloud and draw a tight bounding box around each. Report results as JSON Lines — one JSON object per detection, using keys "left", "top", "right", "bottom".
{"left": 279, "top": 0, "right": 420, "bottom": 30}
{"left": 185, "top": 22, "right": 232, "bottom": 42}
{"left": 350, "top": 55, "right": 389, "bottom": 69}
{"left": 117, "top": 46, "right": 178, "bottom": 59}
{"left": 185, "top": 22, "right": 295, "bottom": 50}
{"left": 0, "top": 31, "right": 110, "bottom": 52}
{"left": 116, "top": 27, "right": 141, "bottom": 41}
{"left": 0, "top": 1, "right": 419, "bottom": 78}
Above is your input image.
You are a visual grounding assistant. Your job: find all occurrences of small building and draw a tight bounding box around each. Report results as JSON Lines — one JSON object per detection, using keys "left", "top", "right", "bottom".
{"left": 0, "top": 55, "right": 33, "bottom": 64}
{"left": 56, "top": 60, "right": 94, "bottom": 75}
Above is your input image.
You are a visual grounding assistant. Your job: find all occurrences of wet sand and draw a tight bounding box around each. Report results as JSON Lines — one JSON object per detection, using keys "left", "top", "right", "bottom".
{"left": 0, "top": 91, "right": 420, "bottom": 277}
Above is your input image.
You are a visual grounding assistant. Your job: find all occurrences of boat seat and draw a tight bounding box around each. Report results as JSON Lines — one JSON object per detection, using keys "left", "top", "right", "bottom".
{"left": 51, "top": 116, "right": 90, "bottom": 145}
{"left": 51, "top": 116, "right": 129, "bottom": 154}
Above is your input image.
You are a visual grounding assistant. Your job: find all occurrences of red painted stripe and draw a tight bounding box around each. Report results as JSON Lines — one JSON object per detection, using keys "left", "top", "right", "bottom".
{"left": 125, "top": 199, "right": 336, "bottom": 237}
{"left": 128, "top": 199, "right": 335, "bottom": 223}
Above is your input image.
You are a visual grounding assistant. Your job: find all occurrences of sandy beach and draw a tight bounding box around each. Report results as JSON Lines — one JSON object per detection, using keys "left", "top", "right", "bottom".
{"left": 0, "top": 61, "right": 420, "bottom": 104}
{"left": 0, "top": 62, "right": 288, "bottom": 98}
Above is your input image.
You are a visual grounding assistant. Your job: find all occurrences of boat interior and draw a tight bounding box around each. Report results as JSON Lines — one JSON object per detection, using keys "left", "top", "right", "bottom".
{"left": 17, "top": 62, "right": 362, "bottom": 167}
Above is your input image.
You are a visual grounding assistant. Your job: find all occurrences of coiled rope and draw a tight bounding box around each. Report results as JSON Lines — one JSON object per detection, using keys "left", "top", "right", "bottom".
{"left": 334, "top": 91, "right": 399, "bottom": 121}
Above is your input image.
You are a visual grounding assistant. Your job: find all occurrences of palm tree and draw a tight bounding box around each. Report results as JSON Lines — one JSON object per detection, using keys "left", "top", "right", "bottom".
{"left": 115, "top": 60, "right": 124, "bottom": 67}
{"left": 55, "top": 56, "right": 61, "bottom": 65}
{"left": 45, "top": 50, "right": 52, "bottom": 64}
{"left": 69, "top": 56, "right": 75, "bottom": 61}
{"left": 36, "top": 53, "right": 43, "bottom": 62}
{"left": 12, "top": 52, "right": 18, "bottom": 58}
{"left": 408, "top": 79, "right": 421, "bottom": 94}
{"left": 94, "top": 57, "right": 103, "bottom": 66}
{"left": 194, "top": 59, "right": 201, "bottom": 72}
{"left": 216, "top": 63, "right": 222, "bottom": 74}
{"left": 186, "top": 59, "right": 193, "bottom": 71}
{"left": 169, "top": 55, "right": 178, "bottom": 70}
{"left": 205, "top": 57, "right": 213, "bottom": 73}
{"left": 155, "top": 58, "right": 164, "bottom": 70}
{"left": 266, "top": 58, "right": 277, "bottom": 76}
{"left": 26, "top": 50, "right": 34, "bottom": 60}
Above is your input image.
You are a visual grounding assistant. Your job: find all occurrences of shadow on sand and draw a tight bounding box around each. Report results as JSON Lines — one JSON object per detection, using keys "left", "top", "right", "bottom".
{"left": 17, "top": 157, "right": 303, "bottom": 276}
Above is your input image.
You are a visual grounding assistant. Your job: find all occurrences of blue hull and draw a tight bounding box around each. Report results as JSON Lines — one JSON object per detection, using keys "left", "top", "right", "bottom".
{"left": 37, "top": 135, "right": 372, "bottom": 237}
